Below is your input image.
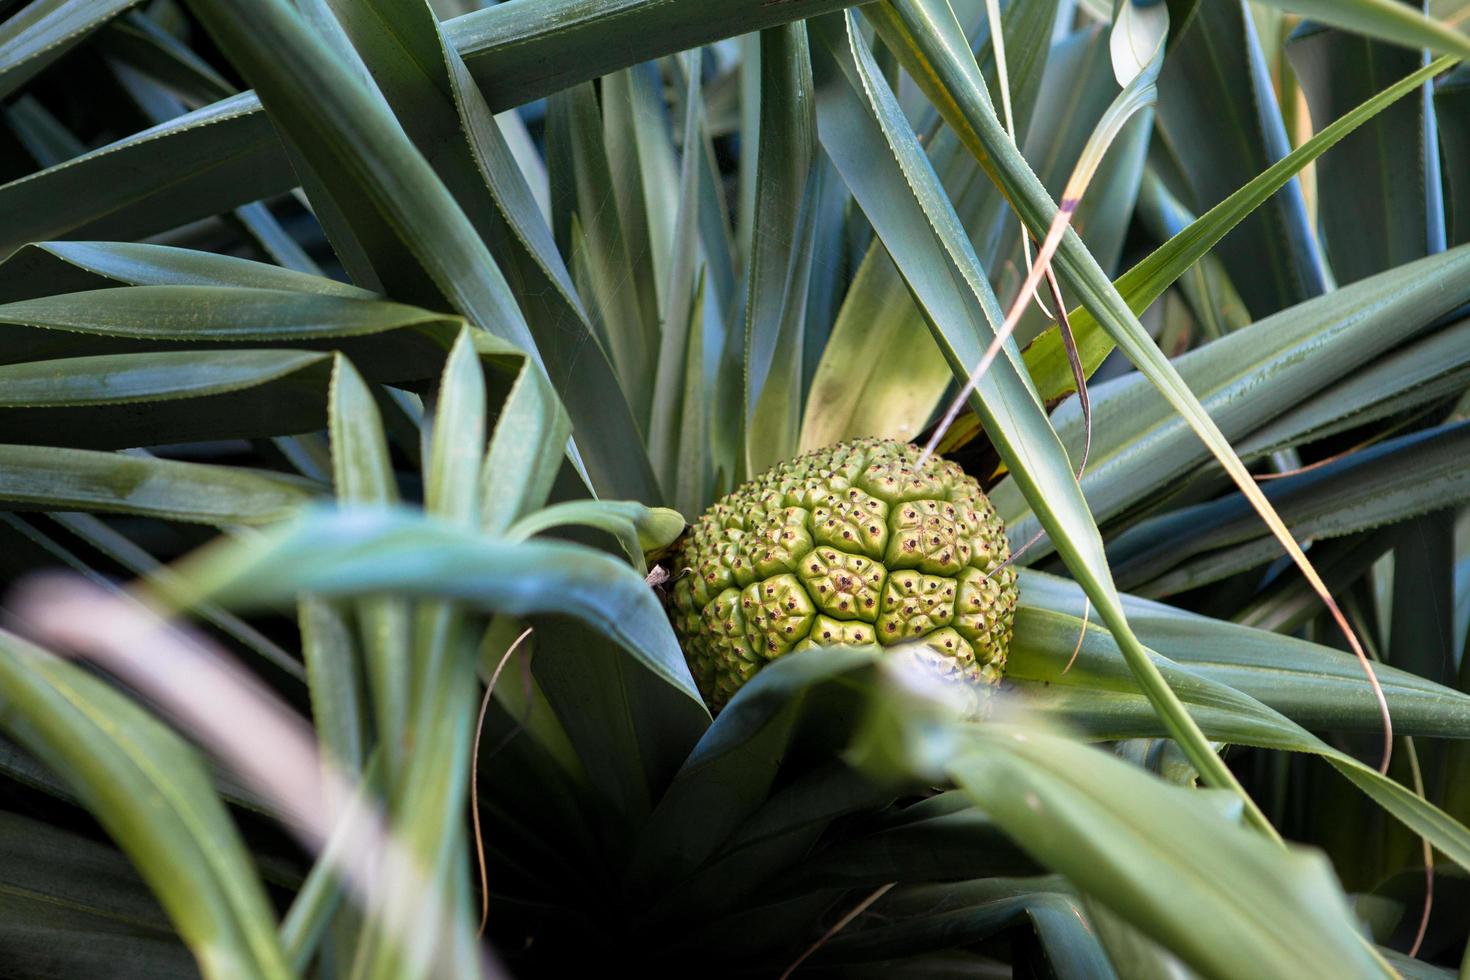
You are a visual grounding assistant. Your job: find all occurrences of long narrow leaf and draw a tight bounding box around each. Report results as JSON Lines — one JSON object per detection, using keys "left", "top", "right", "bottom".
{"left": 873, "top": 0, "right": 1397, "bottom": 772}
{"left": 1022, "top": 52, "right": 1454, "bottom": 402}
{"left": 743, "top": 23, "right": 819, "bottom": 477}
{"left": 328, "top": 355, "right": 410, "bottom": 799}
{"left": 0, "top": 0, "right": 142, "bottom": 99}
{"left": 948, "top": 726, "right": 1384, "bottom": 979}
{"left": 1250, "top": 0, "right": 1470, "bottom": 60}
{"left": 816, "top": 10, "right": 1268, "bottom": 824}
{"left": 0, "top": 444, "right": 316, "bottom": 523}
{"left": 0, "top": 631, "right": 293, "bottom": 980}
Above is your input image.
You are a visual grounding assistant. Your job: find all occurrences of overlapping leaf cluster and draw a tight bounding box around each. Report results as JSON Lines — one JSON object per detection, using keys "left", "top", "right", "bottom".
{"left": 0, "top": 0, "right": 1469, "bottom": 977}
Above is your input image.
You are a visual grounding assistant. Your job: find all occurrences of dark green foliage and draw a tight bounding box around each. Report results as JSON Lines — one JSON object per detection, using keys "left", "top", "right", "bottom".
{"left": 0, "top": 1, "right": 1468, "bottom": 977}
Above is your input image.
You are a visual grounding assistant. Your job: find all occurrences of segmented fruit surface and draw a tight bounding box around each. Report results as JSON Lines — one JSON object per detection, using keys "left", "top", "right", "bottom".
{"left": 667, "top": 438, "right": 1018, "bottom": 710}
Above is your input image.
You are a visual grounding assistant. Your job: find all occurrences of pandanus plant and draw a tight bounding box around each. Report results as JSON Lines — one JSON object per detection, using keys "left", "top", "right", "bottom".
{"left": 1, "top": 0, "right": 1470, "bottom": 977}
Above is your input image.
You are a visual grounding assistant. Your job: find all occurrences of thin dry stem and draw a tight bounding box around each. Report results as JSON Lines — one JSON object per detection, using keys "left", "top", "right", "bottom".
{"left": 473, "top": 626, "right": 535, "bottom": 937}
{"left": 1402, "top": 734, "right": 1434, "bottom": 959}
{"left": 922, "top": 171, "right": 1393, "bottom": 774}
{"left": 1047, "top": 269, "right": 1093, "bottom": 477}
{"left": 919, "top": 188, "right": 1080, "bottom": 471}
{"left": 1062, "top": 598, "right": 1091, "bottom": 675}
{"left": 1254, "top": 410, "right": 1429, "bottom": 481}
{"left": 1268, "top": 549, "right": 1392, "bottom": 774}
{"left": 984, "top": 0, "right": 1050, "bottom": 323}
{"left": 1022, "top": 234, "right": 1057, "bottom": 319}
{"left": 981, "top": 259, "right": 1092, "bottom": 584}
{"left": 779, "top": 882, "right": 896, "bottom": 979}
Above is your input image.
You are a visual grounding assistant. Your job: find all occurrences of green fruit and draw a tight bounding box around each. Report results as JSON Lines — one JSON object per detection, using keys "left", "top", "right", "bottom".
{"left": 667, "top": 438, "right": 1018, "bottom": 710}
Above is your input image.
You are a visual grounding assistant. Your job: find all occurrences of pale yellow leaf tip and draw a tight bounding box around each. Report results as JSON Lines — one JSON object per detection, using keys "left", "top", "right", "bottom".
{"left": 1110, "top": 0, "right": 1170, "bottom": 87}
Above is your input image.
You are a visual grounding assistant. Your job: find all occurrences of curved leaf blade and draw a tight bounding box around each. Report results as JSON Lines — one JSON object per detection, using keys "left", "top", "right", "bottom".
{"left": 1022, "top": 52, "right": 1453, "bottom": 402}
{"left": 821, "top": 6, "right": 1265, "bottom": 823}
{"left": 948, "top": 726, "right": 1385, "bottom": 979}
{"left": 0, "top": 630, "right": 293, "bottom": 980}
{"left": 0, "top": 0, "right": 141, "bottom": 99}
{"left": 0, "top": 444, "right": 317, "bottom": 524}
